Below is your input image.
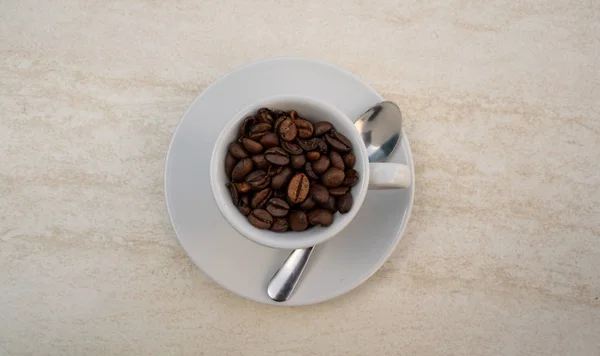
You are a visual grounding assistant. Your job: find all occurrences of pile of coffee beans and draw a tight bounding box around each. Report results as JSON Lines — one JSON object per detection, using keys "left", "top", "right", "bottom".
{"left": 224, "top": 108, "right": 359, "bottom": 232}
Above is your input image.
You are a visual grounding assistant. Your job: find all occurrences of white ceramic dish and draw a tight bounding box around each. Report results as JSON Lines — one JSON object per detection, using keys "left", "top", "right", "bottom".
{"left": 165, "top": 57, "right": 415, "bottom": 306}
{"left": 210, "top": 95, "right": 411, "bottom": 249}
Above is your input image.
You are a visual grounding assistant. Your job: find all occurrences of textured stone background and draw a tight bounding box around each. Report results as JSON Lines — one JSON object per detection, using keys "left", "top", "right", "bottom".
{"left": 1, "top": 0, "right": 599, "bottom": 355}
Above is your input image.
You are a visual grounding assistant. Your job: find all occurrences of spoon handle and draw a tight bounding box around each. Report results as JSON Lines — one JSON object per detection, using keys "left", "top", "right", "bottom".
{"left": 267, "top": 247, "right": 314, "bottom": 302}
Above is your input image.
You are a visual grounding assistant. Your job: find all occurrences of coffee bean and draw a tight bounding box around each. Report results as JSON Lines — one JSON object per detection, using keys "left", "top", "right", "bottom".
{"left": 281, "top": 141, "right": 303, "bottom": 155}
{"left": 231, "top": 158, "right": 253, "bottom": 182}
{"left": 225, "top": 153, "right": 237, "bottom": 177}
{"left": 305, "top": 162, "right": 319, "bottom": 180}
{"left": 329, "top": 151, "right": 344, "bottom": 170}
{"left": 337, "top": 193, "right": 353, "bottom": 214}
{"left": 257, "top": 108, "right": 274, "bottom": 124}
{"left": 270, "top": 218, "right": 289, "bottom": 232}
{"left": 238, "top": 195, "right": 251, "bottom": 215}
{"left": 343, "top": 153, "right": 356, "bottom": 168}
{"left": 245, "top": 169, "right": 270, "bottom": 189}
{"left": 241, "top": 116, "right": 257, "bottom": 137}
{"left": 295, "top": 119, "right": 314, "bottom": 139}
{"left": 289, "top": 211, "right": 308, "bottom": 231}
{"left": 273, "top": 110, "right": 286, "bottom": 118}
{"left": 266, "top": 197, "right": 290, "bottom": 217}
{"left": 306, "top": 151, "right": 320, "bottom": 161}
{"left": 248, "top": 209, "right": 273, "bottom": 229}
{"left": 321, "top": 167, "right": 345, "bottom": 187}
{"left": 312, "top": 156, "right": 330, "bottom": 174}
{"left": 278, "top": 118, "right": 297, "bottom": 141}
{"left": 242, "top": 138, "right": 263, "bottom": 154}
{"left": 251, "top": 154, "right": 270, "bottom": 170}
{"left": 343, "top": 169, "right": 359, "bottom": 187}
{"left": 313, "top": 121, "right": 333, "bottom": 136}
{"left": 298, "top": 196, "right": 317, "bottom": 210}
{"left": 271, "top": 167, "right": 293, "bottom": 190}
{"left": 298, "top": 138, "right": 327, "bottom": 153}
{"left": 233, "top": 182, "right": 252, "bottom": 194}
{"left": 322, "top": 196, "right": 337, "bottom": 213}
{"left": 308, "top": 209, "right": 334, "bottom": 227}
{"left": 260, "top": 132, "right": 279, "bottom": 148}
{"left": 289, "top": 110, "right": 299, "bottom": 120}
{"left": 287, "top": 173, "right": 310, "bottom": 204}
{"left": 325, "top": 130, "right": 352, "bottom": 153}
{"left": 251, "top": 188, "right": 273, "bottom": 209}
{"left": 249, "top": 123, "right": 272, "bottom": 140}
{"left": 290, "top": 154, "right": 306, "bottom": 169}
{"left": 310, "top": 184, "right": 329, "bottom": 204}
{"left": 328, "top": 186, "right": 348, "bottom": 196}
{"left": 267, "top": 164, "right": 282, "bottom": 177}
{"left": 264, "top": 147, "right": 290, "bottom": 166}
{"left": 273, "top": 116, "right": 286, "bottom": 134}
{"left": 229, "top": 142, "right": 248, "bottom": 159}
{"left": 226, "top": 182, "right": 239, "bottom": 206}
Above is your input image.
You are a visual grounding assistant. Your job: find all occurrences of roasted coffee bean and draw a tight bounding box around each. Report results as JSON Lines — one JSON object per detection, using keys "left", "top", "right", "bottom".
{"left": 271, "top": 167, "right": 293, "bottom": 190}
{"left": 281, "top": 141, "right": 303, "bottom": 155}
{"left": 298, "top": 137, "right": 327, "bottom": 152}
{"left": 306, "top": 151, "right": 320, "bottom": 161}
{"left": 249, "top": 123, "right": 272, "bottom": 140}
{"left": 251, "top": 188, "right": 272, "bottom": 209}
{"left": 329, "top": 151, "right": 344, "bottom": 170}
{"left": 310, "top": 183, "right": 329, "bottom": 204}
{"left": 242, "top": 138, "right": 263, "bottom": 154}
{"left": 257, "top": 108, "right": 274, "bottom": 124}
{"left": 289, "top": 110, "right": 299, "bottom": 120}
{"left": 225, "top": 153, "right": 237, "bottom": 177}
{"left": 264, "top": 147, "right": 290, "bottom": 166}
{"left": 298, "top": 196, "right": 317, "bottom": 210}
{"left": 290, "top": 154, "right": 306, "bottom": 169}
{"left": 278, "top": 118, "right": 297, "bottom": 141}
{"left": 252, "top": 154, "right": 270, "bottom": 170}
{"left": 241, "top": 116, "right": 257, "bottom": 137}
{"left": 305, "top": 162, "right": 319, "bottom": 180}
{"left": 273, "top": 116, "right": 286, "bottom": 134}
{"left": 270, "top": 218, "right": 289, "bottom": 232}
{"left": 248, "top": 209, "right": 273, "bottom": 229}
{"left": 343, "top": 169, "right": 359, "bottom": 187}
{"left": 321, "top": 167, "right": 345, "bottom": 187}
{"left": 233, "top": 182, "right": 252, "bottom": 194}
{"left": 273, "top": 110, "right": 286, "bottom": 118}
{"left": 322, "top": 196, "right": 337, "bottom": 213}
{"left": 260, "top": 132, "right": 279, "bottom": 149}
{"left": 266, "top": 197, "right": 290, "bottom": 217}
{"left": 337, "top": 193, "right": 353, "bottom": 214}
{"left": 231, "top": 158, "right": 253, "bottom": 182}
{"left": 308, "top": 209, "right": 334, "bottom": 227}
{"left": 325, "top": 130, "right": 352, "bottom": 153}
{"left": 238, "top": 195, "right": 251, "bottom": 215}
{"left": 226, "top": 182, "right": 239, "bottom": 206}
{"left": 267, "top": 164, "right": 282, "bottom": 177}
{"left": 229, "top": 142, "right": 248, "bottom": 159}
{"left": 343, "top": 153, "right": 356, "bottom": 168}
{"left": 313, "top": 121, "right": 333, "bottom": 136}
{"left": 287, "top": 173, "right": 310, "bottom": 204}
{"left": 328, "top": 186, "right": 348, "bottom": 196}
{"left": 295, "top": 119, "right": 314, "bottom": 139}
{"left": 289, "top": 211, "right": 308, "bottom": 231}
{"left": 312, "top": 155, "right": 330, "bottom": 174}
{"left": 245, "top": 169, "right": 270, "bottom": 189}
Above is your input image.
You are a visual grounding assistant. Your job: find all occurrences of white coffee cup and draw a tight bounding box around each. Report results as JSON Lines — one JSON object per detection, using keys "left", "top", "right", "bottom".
{"left": 210, "top": 95, "right": 411, "bottom": 249}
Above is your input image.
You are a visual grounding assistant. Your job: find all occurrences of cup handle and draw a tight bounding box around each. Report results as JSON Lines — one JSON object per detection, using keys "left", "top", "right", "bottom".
{"left": 368, "top": 163, "right": 411, "bottom": 190}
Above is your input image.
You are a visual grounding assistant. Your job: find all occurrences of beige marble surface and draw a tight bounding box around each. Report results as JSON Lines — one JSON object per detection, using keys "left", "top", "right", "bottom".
{"left": 1, "top": 0, "right": 599, "bottom": 355}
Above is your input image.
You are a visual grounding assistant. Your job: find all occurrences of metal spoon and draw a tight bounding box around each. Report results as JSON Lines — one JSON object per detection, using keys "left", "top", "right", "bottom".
{"left": 267, "top": 101, "right": 403, "bottom": 302}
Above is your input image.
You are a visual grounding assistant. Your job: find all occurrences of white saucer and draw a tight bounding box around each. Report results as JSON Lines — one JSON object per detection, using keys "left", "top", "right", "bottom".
{"left": 164, "top": 57, "right": 415, "bottom": 306}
